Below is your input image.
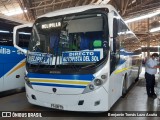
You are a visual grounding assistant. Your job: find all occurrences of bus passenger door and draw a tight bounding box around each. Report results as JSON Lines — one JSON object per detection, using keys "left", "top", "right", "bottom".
{"left": 0, "top": 64, "right": 4, "bottom": 91}
{"left": 108, "top": 11, "right": 122, "bottom": 107}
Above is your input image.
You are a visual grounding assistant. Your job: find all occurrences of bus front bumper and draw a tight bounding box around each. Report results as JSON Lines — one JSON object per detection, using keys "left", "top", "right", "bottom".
{"left": 25, "top": 83, "right": 109, "bottom": 112}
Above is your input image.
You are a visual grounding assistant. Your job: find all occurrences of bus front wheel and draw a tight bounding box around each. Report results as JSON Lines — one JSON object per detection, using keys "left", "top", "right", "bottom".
{"left": 122, "top": 74, "right": 127, "bottom": 97}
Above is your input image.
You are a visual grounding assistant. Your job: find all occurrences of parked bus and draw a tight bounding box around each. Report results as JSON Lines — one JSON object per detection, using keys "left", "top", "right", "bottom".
{"left": 13, "top": 4, "right": 141, "bottom": 112}
{"left": 0, "top": 26, "right": 30, "bottom": 92}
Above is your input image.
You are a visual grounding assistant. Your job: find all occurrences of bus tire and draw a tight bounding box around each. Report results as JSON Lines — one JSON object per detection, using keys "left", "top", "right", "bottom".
{"left": 122, "top": 74, "right": 127, "bottom": 97}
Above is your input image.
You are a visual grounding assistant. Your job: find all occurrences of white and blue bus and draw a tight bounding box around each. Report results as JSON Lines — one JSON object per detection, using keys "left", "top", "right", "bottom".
{"left": 0, "top": 26, "right": 30, "bottom": 92}
{"left": 13, "top": 4, "right": 141, "bottom": 112}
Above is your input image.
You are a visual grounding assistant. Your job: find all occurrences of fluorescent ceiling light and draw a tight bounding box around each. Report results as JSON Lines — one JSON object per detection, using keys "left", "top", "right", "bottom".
{"left": 118, "top": 30, "right": 132, "bottom": 35}
{"left": 132, "top": 0, "right": 136, "bottom": 4}
{"left": 125, "top": 10, "right": 160, "bottom": 23}
{"left": 0, "top": 30, "right": 10, "bottom": 33}
{"left": 150, "top": 27, "right": 160, "bottom": 32}
{"left": 19, "top": 32, "right": 31, "bottom": 35}
{"left": 2, "top": 8, "right": 27, "bottom": 16}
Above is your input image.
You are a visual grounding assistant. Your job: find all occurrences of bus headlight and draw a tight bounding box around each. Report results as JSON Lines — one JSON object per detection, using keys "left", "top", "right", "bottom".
{"left": 94, "top": 79, "right": 103, "bottom": 86}
{"left": 24, "top": 76, "right": 33, "bottom": 89}
{"left": 89, "top": 84, "right": 94, "bottom": 90}
{"left": 101, "top": 75, "right": 107, "bottom": 79}
{"left": 82, "top": 74, "right": 108, "bottom": 94}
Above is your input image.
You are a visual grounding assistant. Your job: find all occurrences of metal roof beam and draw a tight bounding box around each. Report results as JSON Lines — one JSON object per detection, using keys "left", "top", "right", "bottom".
{"left": 29, "top": 0, "right": 71, "bottom": 9}
{"left": 82, "top": 0, "right": 89, "bottom": 5}
{"left": 32, "top": 0, "right": 56, "bottom": 4}
{"left": 75, "top": 0, "right": 81, "bottom": 6}
{"left": 90, "top": 0, "right": 97, "bottom": 4}
{"left": 121, "top": 0, "right": 130, "bottom": 15}
{"left": 110, "top": 0, "right": 121, "bottom": 11}
{"left": 24, "top": 0, "right": 36, "bottom": 20}
{"left": 68, "top": 0, "right": 73, "bottom": 7}
{"left": 17, "top": 0, "right": 30, "bottom": 21}
{"left": 125, "top": 1, "right": 160, "bottom": 17}
{"left": 126, "top": 0, "right": 155, "bottom": 14}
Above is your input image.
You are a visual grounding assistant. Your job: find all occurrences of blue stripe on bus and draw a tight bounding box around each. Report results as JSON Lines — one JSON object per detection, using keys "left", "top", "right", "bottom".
{"left": 31, "top": 82, "right": 86, "bottom": 88}
{"left": 28, "top": 73, "right": 94, "bottom": 81}
{"left": 0, "top": 46, "right": 25, "bottom": 78}
{"left": 118, "top": 59, "right": 126, "bottom": 65}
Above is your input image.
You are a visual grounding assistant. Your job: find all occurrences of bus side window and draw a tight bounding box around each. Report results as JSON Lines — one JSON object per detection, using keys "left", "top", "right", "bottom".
{"left": 18, "top": 28, "right": 32, "bottom": 48}
{"left": 18, "top": 34, "right": 30, "bottom": 48}
{"left": 0, "top": 33, "right": 13, "bottom": 46}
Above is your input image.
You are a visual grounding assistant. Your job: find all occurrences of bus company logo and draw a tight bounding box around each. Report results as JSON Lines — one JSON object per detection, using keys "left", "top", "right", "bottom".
{"left": 2, "top": 112, "right": 11, "bottom": 117}
{"left": 0, "top": 47, "right": 11, "bottom": 54}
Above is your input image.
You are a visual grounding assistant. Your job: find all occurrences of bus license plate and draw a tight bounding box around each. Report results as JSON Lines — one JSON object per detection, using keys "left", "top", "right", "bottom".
{"left": 51, "top": 104, "right": 64, "bottom": 110}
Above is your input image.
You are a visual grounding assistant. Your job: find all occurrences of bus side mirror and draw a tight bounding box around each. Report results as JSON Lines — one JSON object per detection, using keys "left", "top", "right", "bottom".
{"left": 13, "top": 23, "right": 33, "bottom": 54}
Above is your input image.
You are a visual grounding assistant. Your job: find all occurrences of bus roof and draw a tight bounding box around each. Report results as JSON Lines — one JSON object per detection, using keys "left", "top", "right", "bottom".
{"left": 37, "top": 4, "right": 138, "bottom": 39}
{"left": 38, "top": 4, "right": 116, "bottom": 18}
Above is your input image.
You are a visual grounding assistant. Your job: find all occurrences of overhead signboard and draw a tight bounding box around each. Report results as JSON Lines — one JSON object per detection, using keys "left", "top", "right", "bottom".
{"left": 27, "top": 52, "right": 53, "bottom": 65}
{"left": 62, "top": 51, "right": 100, "bottom": 63}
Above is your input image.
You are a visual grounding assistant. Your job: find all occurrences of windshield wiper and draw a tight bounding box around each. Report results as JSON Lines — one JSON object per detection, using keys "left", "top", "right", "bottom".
{"left": 65, "top": 57, "right": 80, "bottom": 72}
{"left": 81, "top": 63, "right": 95, "bottom": 69}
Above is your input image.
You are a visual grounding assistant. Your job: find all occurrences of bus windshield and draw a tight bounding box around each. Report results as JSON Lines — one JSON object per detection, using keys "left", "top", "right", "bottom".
{"left": 27, "top": 12, "right": 109, "bottom": 72}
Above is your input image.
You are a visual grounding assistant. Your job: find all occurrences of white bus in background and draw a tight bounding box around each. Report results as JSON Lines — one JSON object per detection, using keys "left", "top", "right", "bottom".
{"left": 0, "top": 28, "right": 30, "bottom": 92}
{"left": 13, "top": 4, "right": 142, "bottom": 112}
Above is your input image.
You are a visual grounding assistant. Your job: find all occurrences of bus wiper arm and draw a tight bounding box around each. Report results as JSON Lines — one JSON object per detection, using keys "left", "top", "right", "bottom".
{"left": 66, "top": 57, "right": 79, "bottom": 71}
{"left": 81, "top": 64, "right": 95, "bottom": 69}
